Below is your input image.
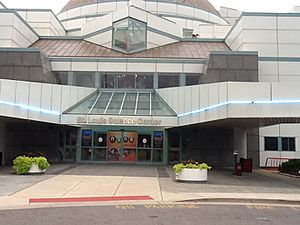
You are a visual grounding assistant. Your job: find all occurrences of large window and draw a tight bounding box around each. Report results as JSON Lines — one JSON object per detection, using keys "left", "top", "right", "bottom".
{"left": 74, "top": 72, "right": 95, "bottom": 87}
{"left": 113, "top": 17, "right": 146, "bottom": 53}
{"left": 101, "top": 73, "right": 153, "bottom": 89}
{"left": 158, "top": 74, "right": 179, "bottom": 88}
{"left": 265, "top": 137, "right": 296, "bottom": 151}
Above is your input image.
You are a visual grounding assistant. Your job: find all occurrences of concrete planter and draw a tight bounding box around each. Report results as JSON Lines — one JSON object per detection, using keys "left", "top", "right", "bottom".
{"left": 176, "top": 168, "right": 208, "bottom": 182}
{"left": 28, "top": 163, "right": 46, "bottom": 174}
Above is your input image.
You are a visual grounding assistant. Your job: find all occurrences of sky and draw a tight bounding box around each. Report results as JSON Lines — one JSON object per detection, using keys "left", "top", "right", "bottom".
{"left": 1, "top": 0, "right": 299, "bottom": 13}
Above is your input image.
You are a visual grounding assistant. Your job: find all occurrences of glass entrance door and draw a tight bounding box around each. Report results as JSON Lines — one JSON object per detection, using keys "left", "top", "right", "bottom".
{"left": 108, "top": 131, "right": 137, "bottom": 161}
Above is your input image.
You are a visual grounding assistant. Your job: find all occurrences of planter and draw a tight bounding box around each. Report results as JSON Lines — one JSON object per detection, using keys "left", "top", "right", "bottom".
{"left": 28, "top": 163, "right": 46, "bottom": 174}
{"left": 176, "top": 168, "right": 208, "bottom": 182}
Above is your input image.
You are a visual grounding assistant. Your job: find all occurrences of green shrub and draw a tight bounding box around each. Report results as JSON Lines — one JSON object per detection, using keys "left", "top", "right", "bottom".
{"left": 280, "top": 159, "right": 300, "bottom": 173}
{"left": 173, "top": 160, "right": 212, "bottom": 175}
{"left": 13, "top": 156, "right": 50, "bottom": 175}
{"left": 32, "top": 157, "right": 50, "bottom": 170}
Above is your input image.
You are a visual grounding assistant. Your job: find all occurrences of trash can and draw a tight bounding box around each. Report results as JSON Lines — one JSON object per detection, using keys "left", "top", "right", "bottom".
{"left": 240, "top": 158, "right": 252, "bottom": 173}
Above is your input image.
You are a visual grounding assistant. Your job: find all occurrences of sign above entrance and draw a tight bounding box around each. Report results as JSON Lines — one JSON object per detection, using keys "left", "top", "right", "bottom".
{"left": 76, "top": 116, "right": 162, "bottom": 126}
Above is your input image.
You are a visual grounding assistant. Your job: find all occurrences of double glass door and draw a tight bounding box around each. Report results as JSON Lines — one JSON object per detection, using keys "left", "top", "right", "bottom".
{"left": 107, "top": 131, "right": 137, "bottom": 161}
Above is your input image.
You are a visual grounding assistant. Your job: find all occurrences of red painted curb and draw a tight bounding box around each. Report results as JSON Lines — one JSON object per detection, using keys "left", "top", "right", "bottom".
{"left": 29, "top": 196, "right": 153, "bottom": 203}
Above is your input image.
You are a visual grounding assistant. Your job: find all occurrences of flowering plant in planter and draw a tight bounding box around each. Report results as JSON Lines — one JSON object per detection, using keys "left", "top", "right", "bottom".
{"left": 13, "top": 156, "right": 50, "bottom": 175}
{"left": 173, "top": 160, "right": 212, "bottom": 175}
{"left": 173, "top": 160, "right": 212, "bottom": 182}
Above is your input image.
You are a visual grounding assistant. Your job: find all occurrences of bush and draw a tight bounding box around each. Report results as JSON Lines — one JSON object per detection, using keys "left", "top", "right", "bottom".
{"left": 13, "top": 156, "right": 50, "bottom": 175}
{"left": 173, "top": 160, "right": 212, "bottom": 175}
{"left": 280, "top": 159, "right": 300, "bottom": 173}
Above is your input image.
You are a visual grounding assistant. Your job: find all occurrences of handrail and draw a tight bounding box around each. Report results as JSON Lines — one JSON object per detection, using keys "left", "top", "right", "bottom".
{"left": 265, "top": 157, "right": 290, "bottom": 168}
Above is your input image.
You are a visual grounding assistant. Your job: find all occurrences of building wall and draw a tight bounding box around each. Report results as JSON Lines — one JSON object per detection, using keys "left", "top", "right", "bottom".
{"left": 0, "top": 120, "right": 5, "bottom": 166}
{"left": 16, "top": 9, "right": 66, "bottom": 36}
{"left": 58, "top": 0, "right": 228, "bottom": 32}
{"left": 0, "top": 49, "right": 57, "bottom": 83}
{"left": 0, "top": 9, "right": 38, "bottom": 47}
{"left": 225, "top": 12, "right": 300, "bottom": 166}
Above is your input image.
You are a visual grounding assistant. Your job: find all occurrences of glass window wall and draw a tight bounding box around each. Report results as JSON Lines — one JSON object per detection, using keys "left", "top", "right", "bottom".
{"left": 113, "top": 17, "right": 147, "bottom": 53}
{"left": 158, "top": 74, "right": 179, "bottom": 88}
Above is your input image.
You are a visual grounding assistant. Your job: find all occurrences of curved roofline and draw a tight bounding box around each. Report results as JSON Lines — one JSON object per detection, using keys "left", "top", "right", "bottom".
{"left": 60, "top": 0, "right": 220, "bottom": 16}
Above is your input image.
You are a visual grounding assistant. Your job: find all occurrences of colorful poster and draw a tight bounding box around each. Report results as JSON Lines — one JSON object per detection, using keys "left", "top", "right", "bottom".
{"left": 107, "top": 131, "right": 122, "bottom": 161}
{"left": 123, "top": 131, "right": 137, "bottom": 161}
{"left": 153, "top": 131, "right": 163, "bottom": 148}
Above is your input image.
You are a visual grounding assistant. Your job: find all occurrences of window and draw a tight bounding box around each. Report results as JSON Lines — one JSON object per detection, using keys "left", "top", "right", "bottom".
{"left": 74, "top": 72, "right": 95, "bottom": 87}
{"left": 282, "top": 137, "right": 295, "bottom": 151}
{"left": 113, "top": 18, "right": 146, "bottom": 53}
{"left": 158, "top": 74, "right": 179, "bottom": 88}
{"left": 264, "top": 137, "right": 295, "bottom": 151}
{"left": 186, "top": 74, "right": 200, "bottom": 86}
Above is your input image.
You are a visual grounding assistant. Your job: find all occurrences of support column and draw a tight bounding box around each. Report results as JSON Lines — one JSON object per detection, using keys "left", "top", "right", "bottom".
{"left": 0, "top": 121, "right": 6, "bottom": 166}
{"left": 67, "top": 71, "right": 74, "bottom": 86}
{"left": 179, "top": 73, "right": 186, "bottom": 86}
{"left": 163, "top": 129, "right": 168, "bottom": 165}
{"left": 95, "top": 72, "right": 101, "bottom": 88}
{"left": 233, "top": 127, "right": 247, "bottom": 161}
{"left": 153, "top": 72, "right": 158, "bottom": 89}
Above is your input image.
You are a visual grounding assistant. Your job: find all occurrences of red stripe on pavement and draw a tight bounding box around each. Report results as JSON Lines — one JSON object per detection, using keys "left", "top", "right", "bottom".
{"left": 29, "top": 196, "right": 153, "bottom": 203}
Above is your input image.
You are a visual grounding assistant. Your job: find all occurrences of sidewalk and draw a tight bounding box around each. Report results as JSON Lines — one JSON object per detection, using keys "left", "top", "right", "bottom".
{"left": 0, "top": 164, "right": 300, "bottom": 210}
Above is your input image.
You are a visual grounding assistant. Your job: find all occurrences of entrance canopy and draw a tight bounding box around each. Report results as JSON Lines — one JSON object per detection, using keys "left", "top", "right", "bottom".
{"left": 64, "top": 90, "right": 176, "bottom": 116}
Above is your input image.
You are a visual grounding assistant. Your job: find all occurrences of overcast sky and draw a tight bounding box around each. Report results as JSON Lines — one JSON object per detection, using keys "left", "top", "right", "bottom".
{"left": 1, "top": 0, "right": 299, "bottom": 13}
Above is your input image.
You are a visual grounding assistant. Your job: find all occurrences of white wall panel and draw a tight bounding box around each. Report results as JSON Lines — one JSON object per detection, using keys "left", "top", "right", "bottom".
{"left": 258, "top": 61, "right": 278, "bottom": 75}
{"left": 28, "top": 82, "right": 42, "bottom": 108}
{"left": 157, "top": 3, "right": 176, "bottom": 13}
{"left": 278, "top": 62, "right": 300, "bottom": 75}
{"left": 146, "top": 2, "right": 157, "bottom": 12}
{"left": 278, "top": 30, "right": 300, "bottom": 43}
{"left": 98, "top": 3, "right": 116, "bottom": 13}
{"left": 242, "top": 16, "right": 277, "bottom": 30}
{"left": 157, "top": 63, "right": 182, "bottom": 73}
{"left": 243, "top": 30, "right": 277, "bottom": 43}
{"left": 208, "top": 83, "right": 219, "bottom": 106}
{"left": 71, "top": 62, "right": 98, "bottom": 71}
{"left": 0, "top": 13, "right": 13, "bottom": 25}
{"left": 278, "top": 17, "right": 300, "bottom": 30}
{"left": 51, "top": 85, "right": 62, "bottom": 112}
{"left": 127, "top": 62, "right": 156, "bottom": 72}
{"left": 272, "top": 83, "right": 300, "bottom": 99}
{"left": 199, "top": 84, "right": 209, "bottom": 109}
{"left": 81, "top": 4, "right": 97, "bottom": 15}
{"left": 40, "top": 83, "right": 52, "bottom": 111}
{"left": 184, "top": 86, "right": 192, "bottom": 113}
{"left": 0, "top": 27, "right": 12, "bottom": 39}
{"left": 278, "top": 44, "right": 300, "bottom": 57}
{"left": 227, "top": 83, "right": 270, "bottom": 101}
{"left": 183, "top": 64, "right": 204, "bottom": 73}
{"left": 129, "top": 6, "right": 147, "bottom": 22}
{"left": 51, "top": 62, "right": 71, "bottom": 71}
{"left": 98, "top": 62, "right": 127, "bottom": 72}
{"left": 241, "top": 43, "right": 278, "bottom": 56}
{"left": 177, "top": 5, "right": 194, "bottom": 16}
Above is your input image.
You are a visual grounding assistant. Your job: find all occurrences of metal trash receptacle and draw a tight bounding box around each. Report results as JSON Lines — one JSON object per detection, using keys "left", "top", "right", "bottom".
{"left": 240, "top": 158, "right": 252, "bottom": 173}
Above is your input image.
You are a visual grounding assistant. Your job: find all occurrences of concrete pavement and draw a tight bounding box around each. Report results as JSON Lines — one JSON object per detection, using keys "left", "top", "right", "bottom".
{"left": 0, "top": 164, "right": 300, "bottom": 210}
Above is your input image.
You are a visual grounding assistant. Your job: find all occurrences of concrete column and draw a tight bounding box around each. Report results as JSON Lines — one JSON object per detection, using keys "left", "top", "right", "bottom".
{"left": 95, "top": 72, "right": 100, "bottom": 88}
{"left": 162, "top": 129, "right": 168, "bottom": 165}
{"left": 179, "top": 73, "right": 186, "bottom": 86}
{"left": 233, "top": 127, "right": 247, "bottom": 160}
{"left": 0, "top": 121, "right": 6, "bottom": 166}
{"left": 67, "top": 71, "right": 74, "bottom": 85}
{"left": 153, "top": 72, "right": 158, "bottom": 89}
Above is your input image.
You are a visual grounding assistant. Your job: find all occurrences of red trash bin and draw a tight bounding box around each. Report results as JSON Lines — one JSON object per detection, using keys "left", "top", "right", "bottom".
{"left": 241, "top": 158, "right": 252, "bottom": 173}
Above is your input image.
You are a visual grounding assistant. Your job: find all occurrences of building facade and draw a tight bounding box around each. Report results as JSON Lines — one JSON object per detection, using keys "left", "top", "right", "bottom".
{"left": 0, "top": 0, "right": 300, "bottom": 167}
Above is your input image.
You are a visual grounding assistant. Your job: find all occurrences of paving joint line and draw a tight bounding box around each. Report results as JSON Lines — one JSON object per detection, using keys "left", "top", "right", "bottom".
{"left": 113, "top": 176, "right": 126, "bottom": 196}
{"left": 59, "top": 175, "right": 91, "bottom": 198}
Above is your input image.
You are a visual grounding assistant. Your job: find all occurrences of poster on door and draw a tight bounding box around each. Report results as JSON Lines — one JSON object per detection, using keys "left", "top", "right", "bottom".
{"left": 108, "top": 131, "right": 122, "bottom": 161}
{"left": 123, "top": 131, "right": 137, "bottom": 161}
